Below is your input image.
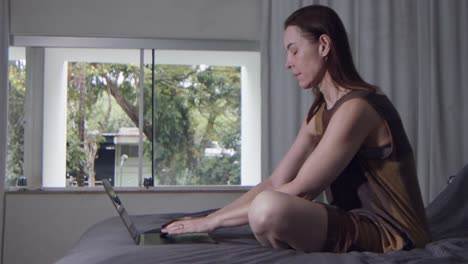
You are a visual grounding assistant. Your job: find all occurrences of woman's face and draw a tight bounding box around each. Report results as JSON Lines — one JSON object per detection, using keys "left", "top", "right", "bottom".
{"left": 284, "top": 26, "right": 325, "bottom": 89}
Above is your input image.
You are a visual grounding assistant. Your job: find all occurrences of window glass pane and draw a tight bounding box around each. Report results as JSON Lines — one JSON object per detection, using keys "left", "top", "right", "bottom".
{"left": 7, "top": 56, "right": 26, "bottom": 187}
{"left": 153, "top": 64, "right": 241, "bottom": 185}
{"left": 6, "top": 45, "right": 258, "bottom": 189}
{"left": 66, "top": 60, "right": 149, "bottom": 187}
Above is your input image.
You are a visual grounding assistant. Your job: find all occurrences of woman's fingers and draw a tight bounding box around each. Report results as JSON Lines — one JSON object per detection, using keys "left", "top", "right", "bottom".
{"left": 160, "top": 219, "right": 177, "bottom": 229}
{"left": 170, "top": 217, "right": 197, "bottom": 233}
{"left": 162, "top": 221, "right": 185, "bottom": 233}
{"left": 161, "top": 217, "right": 214, "bottom": 234}
{"left": 162, "top": 220, "right": 192, "bottom": 234}
{"left": 161, "top": 216, "right": 194, "bottom": 228}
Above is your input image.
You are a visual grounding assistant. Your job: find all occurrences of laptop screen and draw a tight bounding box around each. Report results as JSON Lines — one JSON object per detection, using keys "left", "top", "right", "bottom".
{"left": 103, "top": 179, "right": 140, "bottom": 244}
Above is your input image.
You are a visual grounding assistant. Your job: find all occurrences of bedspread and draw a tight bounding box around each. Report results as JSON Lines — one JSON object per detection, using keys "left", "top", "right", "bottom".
{"left": 55, "top": 164, "right": 468, "bottom": 264}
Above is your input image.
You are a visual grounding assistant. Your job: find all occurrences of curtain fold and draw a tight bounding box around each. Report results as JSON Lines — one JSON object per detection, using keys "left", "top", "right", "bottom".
{"left": 266, "top": 0, "right": 468, "bottom": 205}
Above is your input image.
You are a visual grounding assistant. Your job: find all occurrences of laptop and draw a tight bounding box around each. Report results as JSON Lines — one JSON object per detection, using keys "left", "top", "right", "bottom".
{"left": 102, "top": 179, "right": 217, "bottom": 245}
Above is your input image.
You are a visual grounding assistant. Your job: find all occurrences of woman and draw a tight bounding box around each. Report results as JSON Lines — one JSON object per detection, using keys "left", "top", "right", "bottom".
{"left": 162, "top": 5, "right": 431, "bottom": 253}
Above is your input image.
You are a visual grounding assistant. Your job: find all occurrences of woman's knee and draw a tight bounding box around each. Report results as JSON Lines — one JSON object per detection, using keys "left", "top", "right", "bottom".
{"left": 248, "top": 190, "right": 289, "bottom": 236}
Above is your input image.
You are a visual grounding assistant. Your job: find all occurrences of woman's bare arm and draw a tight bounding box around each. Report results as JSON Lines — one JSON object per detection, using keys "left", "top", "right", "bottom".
{"left": 162, "top": 117, "right": 319, "bottom": 234}
{"left": 162, "top": 98, "right": 381, "bottom": 234}
{"left": 277, "top": 98, "right": 381, "bottom": 198}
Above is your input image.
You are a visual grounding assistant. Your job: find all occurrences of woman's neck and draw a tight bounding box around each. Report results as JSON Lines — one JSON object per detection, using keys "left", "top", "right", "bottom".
{"left": 318, "top": 73, "right": 350, "bottom": 110}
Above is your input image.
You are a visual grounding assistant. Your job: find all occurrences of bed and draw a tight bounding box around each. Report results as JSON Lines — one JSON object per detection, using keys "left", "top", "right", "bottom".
{"left": 55, "top": 164, "right": 468, "bottom": 264}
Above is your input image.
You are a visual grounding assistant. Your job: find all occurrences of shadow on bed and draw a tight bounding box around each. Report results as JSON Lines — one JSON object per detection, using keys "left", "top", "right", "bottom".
{"left": 55, "top": 164, "right": 468, "bottom": 264}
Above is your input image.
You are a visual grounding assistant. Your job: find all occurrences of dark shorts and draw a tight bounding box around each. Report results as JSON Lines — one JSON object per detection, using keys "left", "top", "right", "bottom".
{"left": 322, "top": 205, "right": 384, "bottom": 253}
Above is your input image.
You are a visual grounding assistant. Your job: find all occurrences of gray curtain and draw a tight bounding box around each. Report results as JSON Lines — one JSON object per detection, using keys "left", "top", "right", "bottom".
{"left": 263, "top": 0, "right": 468, "bottom": 205}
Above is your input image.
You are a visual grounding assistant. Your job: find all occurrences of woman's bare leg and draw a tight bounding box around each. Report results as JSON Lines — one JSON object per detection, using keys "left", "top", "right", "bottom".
{"left": 248, "top": 190, "right": 328, "bottom": 252}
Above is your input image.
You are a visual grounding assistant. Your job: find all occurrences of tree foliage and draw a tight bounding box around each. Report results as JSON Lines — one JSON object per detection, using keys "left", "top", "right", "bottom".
{"left": 6, "top": 61, "right": 26, "bottom": 186}
{"left": 66, "top": 61, "right": 241, "bottom": 186}
{"left": 7, "top": 56, "right": 241, "bottom": 187}
{"left": 152, "top": 65, "right": 241, "bottom": 185}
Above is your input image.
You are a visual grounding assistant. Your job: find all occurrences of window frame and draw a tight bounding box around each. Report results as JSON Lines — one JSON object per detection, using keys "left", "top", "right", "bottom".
{"left": 7, "top": 36, "right": 261, "bottom": 191}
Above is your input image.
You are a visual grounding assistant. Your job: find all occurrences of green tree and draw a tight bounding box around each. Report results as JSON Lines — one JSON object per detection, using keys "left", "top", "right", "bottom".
{"left": 65, "top": 61, "right": 242, "bottom": 186}
{"left": 6, "top": 61, "right": 26, "bottom": 186}
{"left": 6, "top": 59, "right": 242, "bottom": 187}
{"left": 153, "top": 65, "right": 241, "bottom": 185}
{"left": 67, "top": 62, "right": 113, "bottom": 186}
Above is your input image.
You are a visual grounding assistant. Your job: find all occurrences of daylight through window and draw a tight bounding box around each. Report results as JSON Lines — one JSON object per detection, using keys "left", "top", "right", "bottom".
{"left": 7, "top": 46, "right": 261, "bottom": 188}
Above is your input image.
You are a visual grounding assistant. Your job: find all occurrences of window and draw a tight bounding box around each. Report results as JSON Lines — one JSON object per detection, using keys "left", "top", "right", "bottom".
{"left": 7, "top": 39, "right": 261, "bottom": 189}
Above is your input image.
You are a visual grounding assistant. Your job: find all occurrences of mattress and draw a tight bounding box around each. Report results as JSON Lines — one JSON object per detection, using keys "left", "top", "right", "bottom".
{"left": 55, "top": 164, "right": 468, "bottom": 264}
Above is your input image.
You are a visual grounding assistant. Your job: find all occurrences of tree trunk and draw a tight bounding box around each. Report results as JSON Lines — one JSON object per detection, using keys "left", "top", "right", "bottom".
{"left": 86, "top": 86, "right": 113, "bottom": 187}
{"left": 86, "top": 140, "right": 97, "bottom": 187}
{"left": 104, "top": 75, "right": 153, "bottom": 140}
{"left": 76, "top": 72, "right": 87, "bottom": 187}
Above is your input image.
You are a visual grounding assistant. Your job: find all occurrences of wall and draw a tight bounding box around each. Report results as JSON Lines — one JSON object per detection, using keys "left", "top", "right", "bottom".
{"left": 10, "top": 0, "right": 262, "bottom": 40}
{"left": 4, "top": 190, "right": 245, "bottom": 264}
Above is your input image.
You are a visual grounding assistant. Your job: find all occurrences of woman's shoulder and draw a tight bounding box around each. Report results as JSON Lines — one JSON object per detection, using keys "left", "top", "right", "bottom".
{"left": 327, "top": 96, "right": 382, "bottom": 133}
{"left": 331, "top": 88, "right": 390, "bottom": 116}
{"left": 335, "top": 95, "right": 376, "bottom": 115}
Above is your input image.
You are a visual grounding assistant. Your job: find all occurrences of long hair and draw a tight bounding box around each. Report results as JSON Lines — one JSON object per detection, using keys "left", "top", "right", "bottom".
{"left": 284, "top": 5, "right": 376, "bottom": 122}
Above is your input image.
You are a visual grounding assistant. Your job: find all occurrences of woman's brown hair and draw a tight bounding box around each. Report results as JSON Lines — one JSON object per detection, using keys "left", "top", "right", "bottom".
{"left": 284, "top": 5, "right": 376, "bottom": 122}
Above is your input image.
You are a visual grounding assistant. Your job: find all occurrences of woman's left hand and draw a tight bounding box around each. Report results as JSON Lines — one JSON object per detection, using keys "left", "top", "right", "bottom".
{"left": 161, "top": 215, "right": 218, "bottom": 234}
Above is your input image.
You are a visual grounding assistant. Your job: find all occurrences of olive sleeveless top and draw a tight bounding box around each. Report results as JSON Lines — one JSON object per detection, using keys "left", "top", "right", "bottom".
{"left": 312, "top": 90, "right": 431, "bottom": 252}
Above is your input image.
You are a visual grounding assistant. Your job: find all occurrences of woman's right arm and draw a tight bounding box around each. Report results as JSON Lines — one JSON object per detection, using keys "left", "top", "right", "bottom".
{"left": 205, "top": 177, "right": 275, "bottom": 227}
{"left": 162, "top": 118, "right": 318, "bottom": 234}
{"left": 207, "top": 117, "right": 318, "bottom": 227}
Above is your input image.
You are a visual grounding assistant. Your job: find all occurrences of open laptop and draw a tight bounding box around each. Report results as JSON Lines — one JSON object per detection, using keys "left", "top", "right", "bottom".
{"left": 102, "top": 179, "right": 217, "bottom": 245}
